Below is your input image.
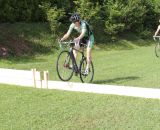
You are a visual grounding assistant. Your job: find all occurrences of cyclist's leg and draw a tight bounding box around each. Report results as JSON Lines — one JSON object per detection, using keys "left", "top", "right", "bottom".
{"left": 85, "top": 35, "right": 94, "bottom": 74}
{"left": 86, "top": 47, "right": 92, "bottom": 69}
{"left": 73, "top": 39, "right": 80, "bottom": 59}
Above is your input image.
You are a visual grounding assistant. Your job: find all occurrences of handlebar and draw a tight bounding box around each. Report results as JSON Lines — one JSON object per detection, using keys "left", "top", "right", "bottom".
{"left": 58, "top": 40, "right": 75, "bottom": 49}
{"left": 153, "top": 36, "right": 160, "bottom": 41}
{"left": 58, "top": 39, "right": 87, "bottom": 49}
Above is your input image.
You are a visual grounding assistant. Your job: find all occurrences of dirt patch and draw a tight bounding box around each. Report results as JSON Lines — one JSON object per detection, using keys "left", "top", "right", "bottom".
{"left": 0, "top": 47, "right": 9, "bottom": 57}
{"left": 0, "top": 32, "right": 32, "bottom": 57}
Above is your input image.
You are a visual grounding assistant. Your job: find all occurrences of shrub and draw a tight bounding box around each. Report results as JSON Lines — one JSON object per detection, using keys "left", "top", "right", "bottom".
{"left": 73, "top": 0, "right": 100, "bottom": 23}
{"left": 40, "top": 2, "right": 65, "bottom": 35}
{"left": 104, "top": 0, "right": 146, "bottom": 36}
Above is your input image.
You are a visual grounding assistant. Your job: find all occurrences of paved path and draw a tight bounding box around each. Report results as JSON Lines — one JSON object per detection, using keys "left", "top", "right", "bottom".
{"left": 47, "top": 81, "right": 160, "bottom": 99}
{"left": 0, "top": 68, "right": 160, "bottom": 99}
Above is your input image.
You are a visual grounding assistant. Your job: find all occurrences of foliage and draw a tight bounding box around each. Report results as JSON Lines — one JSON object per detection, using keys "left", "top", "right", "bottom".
{"left": 73, "top": 0, "right": 101, "bottom": 23}
{"left": 47, "top": 7, "right": 64, "bottom": 34}
{"left": 0, "top": 0, "right": 46, "bottom": 22}
{"left": 104, "top": 0, "right": 146, "bottom": 36}
{"left": 0, "top": 0, "right": 160, "bottom": 38}
{"left": 143, "top": 0, "right": 160, "bottom": 30}
{"left": 40, "top": 1, "right": 65, "bottom": 35}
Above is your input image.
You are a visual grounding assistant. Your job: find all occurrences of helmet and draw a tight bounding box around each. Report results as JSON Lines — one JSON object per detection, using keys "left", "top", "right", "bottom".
{"left": 69, "top": 13, "right": 80, "bottom": 22}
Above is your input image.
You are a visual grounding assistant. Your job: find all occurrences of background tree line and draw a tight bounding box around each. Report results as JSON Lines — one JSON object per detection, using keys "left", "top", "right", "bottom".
{"left": 0, "top": 0, "right": 160, "bottom": 37}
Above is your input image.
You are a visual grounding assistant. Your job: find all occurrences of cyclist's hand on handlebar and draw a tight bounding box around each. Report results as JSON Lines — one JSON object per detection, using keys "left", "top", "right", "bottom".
{"left": 153, "top": 35, "right": 156, "bottom": 41}
{"left": 60, "top": 38, "right": 63, "bottom": 42}
{"left": 74, "top": 37, "right": 80, "bottom": 42}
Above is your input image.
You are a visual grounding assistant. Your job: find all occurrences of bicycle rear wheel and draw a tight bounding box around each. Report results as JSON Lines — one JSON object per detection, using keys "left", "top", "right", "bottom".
{"left": 155, "top": 43, "right": 160, "bottom": 57}
{"left": 79, "top": 58, "right": 94, "bottom": 83}
{"left": 56, "top": 50, "right": 74, "bottom": 81}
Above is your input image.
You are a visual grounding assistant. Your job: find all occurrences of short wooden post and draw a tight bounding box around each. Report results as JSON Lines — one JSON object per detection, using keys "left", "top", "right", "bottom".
{"left": 31, "top": 68, "right": 36, "bottom": 88}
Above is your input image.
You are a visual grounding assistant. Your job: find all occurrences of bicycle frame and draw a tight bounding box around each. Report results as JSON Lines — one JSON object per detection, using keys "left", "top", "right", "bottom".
{"left": 59, "top": 40, "right": 86, "bottom": 74}
{"left": 69, "top": 46, "right": 86, "bottom": 74}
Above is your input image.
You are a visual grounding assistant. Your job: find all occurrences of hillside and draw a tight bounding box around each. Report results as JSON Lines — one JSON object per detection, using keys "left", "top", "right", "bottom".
{"left": 0, "top": 23, "right": 56, "bottom": 58}
{"left": 0, "top": 22, "right": 154, "bottom": 58}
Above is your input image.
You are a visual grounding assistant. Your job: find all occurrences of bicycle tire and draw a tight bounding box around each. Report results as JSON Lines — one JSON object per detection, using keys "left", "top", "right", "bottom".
{"left": 79, "top": 58, "right": 94, "bottom": 83}
{"left": 155, "top": 43, "right": 160, "bottom": 57}
{"left": 56, "top": 50, "right": 74, "bottom": 81}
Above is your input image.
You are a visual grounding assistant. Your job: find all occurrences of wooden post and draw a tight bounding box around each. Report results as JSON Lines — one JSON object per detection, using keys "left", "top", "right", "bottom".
{"left": 40, "top": 71, "right": 43, "bottom": 89}
{"left": 32, "top": 68, "right": 36, "bottom": 88}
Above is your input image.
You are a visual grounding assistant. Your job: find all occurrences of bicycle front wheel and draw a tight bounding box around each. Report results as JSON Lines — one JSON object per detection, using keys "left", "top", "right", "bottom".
{"left": 56, "top": 51, "right": 74, "bottom": 81}
{"left": 79, "top": 58, "right": 94, "bottom": 83}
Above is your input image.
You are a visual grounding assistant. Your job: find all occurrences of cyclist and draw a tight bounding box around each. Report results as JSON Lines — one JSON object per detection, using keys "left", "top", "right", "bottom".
{"left": 154, "top": 19, "right": 160, "bottom": 37}
{"left": 60, "top": 13, "right": 94, "bottom": 75}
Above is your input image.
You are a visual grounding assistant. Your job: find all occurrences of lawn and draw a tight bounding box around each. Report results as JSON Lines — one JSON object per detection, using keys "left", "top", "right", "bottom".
{"left": 0, "top": 84, "right": 160, "bottom": 130}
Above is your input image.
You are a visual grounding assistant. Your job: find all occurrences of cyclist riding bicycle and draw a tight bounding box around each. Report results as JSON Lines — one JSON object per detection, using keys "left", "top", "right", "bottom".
{"left": 60, "top": 13, "right": 94, "bottom": 75}
{"left": 154, "top": 19, "right": 160, "bottom": 37}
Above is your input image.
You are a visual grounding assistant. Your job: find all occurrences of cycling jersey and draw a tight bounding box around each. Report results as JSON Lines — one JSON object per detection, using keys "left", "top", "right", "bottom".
{"left": 67, "top": 20, "right": 94, "bottom": 48}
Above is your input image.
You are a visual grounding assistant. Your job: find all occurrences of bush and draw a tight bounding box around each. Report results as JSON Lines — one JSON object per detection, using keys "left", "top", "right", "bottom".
{"left": 104, "top": 0, "right": 146, "bottom": 36}
{"left": 139, "top": 29, "right": 151, "bottom": 39}
{"left": 0, "top": 0, "right": 46, "bottom": 22}
{"left": 73, "top": 0, "right": 101, "bottom": 24}
{"left": 40, "top": 2, "right": 65, "bottom": 35}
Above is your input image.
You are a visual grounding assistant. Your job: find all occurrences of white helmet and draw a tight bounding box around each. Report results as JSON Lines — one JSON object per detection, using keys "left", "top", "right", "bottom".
{"left": 69, "top": 13, "right": 80, "bottom": 22}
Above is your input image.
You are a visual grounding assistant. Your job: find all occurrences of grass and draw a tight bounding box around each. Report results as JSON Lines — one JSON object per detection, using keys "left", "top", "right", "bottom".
{"left": 0, "top": 84, "right": 160, "bottom": 130}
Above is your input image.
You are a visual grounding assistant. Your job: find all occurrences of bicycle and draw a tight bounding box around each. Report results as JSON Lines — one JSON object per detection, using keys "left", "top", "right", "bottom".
{"left": 56, "top": 40, "right": 94, "bottom": 83}
{"left": 153, "top": 36, "right": 160, "bottom": 57}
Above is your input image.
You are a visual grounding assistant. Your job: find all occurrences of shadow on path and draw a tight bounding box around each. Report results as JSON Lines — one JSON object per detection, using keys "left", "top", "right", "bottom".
{"left": 93, "top": 76, "right": 140, "bottom": 84}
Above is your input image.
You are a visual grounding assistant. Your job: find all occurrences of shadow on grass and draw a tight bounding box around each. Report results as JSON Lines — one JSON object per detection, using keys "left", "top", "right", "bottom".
{"left": 94, "top": 29, "right": 154, "bottom": 51}
{"left": 0, "top": 23, "right": 60, "bottom": 62}
{"left": 0, "top": 39, "right": 58, "bottom": 63}
{"left": 93, "top": 76, "right": 140, "bottom": 84}
{"left": 3, "top": 56, "right": 47, "bottom": 64}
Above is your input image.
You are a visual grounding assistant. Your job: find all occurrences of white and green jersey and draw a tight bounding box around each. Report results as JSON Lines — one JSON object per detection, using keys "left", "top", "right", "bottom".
{"left": 67, "top": 20, "right": 94, "bottom": 48}
{"left": 67, "top": 20, "right": 92, "bottom": 37}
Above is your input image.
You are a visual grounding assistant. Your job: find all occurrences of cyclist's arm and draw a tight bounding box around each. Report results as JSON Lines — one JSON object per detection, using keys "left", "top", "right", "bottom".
{"left": 61, "top": 33, "right": 69, "bottom": 41}
{"left": 154, "top": 25, "right": 160, "bottom": 36}
{"left": 61, "top": 24, "right": 74, "bottom": 41}
{"left": 76, "top": 22, "right": 87, "bottom": 39}
{"left": 77, "top": 28, "right": 86, "bottom": 39}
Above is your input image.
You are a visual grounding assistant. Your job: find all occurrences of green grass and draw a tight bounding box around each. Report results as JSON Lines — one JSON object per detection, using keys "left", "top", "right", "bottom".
{"left": 0, "top": 84, "right": 160, "bottom": 130}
